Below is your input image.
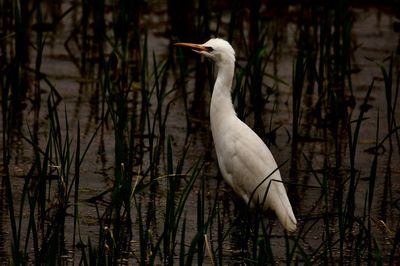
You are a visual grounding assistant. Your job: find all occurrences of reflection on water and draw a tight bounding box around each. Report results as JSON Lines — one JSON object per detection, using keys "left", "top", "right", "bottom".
{"left": 0, "top": 0, "right": 399, "bottom": 264}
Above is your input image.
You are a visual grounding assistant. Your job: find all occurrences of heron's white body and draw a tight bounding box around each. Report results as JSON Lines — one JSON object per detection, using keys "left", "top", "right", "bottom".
{"left": 175, "top": 38, "right": 297, "bottom": 232}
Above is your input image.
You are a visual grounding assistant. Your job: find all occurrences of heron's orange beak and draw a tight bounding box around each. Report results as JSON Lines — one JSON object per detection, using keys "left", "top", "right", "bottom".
{"left": 174, "top": 42, "right": 208, "bottom": 52}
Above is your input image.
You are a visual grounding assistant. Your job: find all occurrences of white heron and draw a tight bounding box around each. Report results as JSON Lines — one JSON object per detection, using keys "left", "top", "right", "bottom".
{"left": 174, "top": 38, "right": 297, "bottom": 232}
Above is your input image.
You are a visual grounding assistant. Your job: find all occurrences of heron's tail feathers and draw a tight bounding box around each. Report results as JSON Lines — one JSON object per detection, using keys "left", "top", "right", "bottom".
{"left": 275, "top": 201, "right": 297, "bottom": 232}
{"left": 266, "top": 182, "right": 297, "bottom": 232}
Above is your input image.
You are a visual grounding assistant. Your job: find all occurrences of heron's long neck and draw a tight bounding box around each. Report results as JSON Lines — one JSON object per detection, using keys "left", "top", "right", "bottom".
{"left": 210, "top": 61, "right": 236, "bottom": 131}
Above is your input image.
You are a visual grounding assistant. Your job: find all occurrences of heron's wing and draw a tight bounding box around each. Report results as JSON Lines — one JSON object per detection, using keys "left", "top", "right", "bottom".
{"left": 216, "top": 120, "right": 280, "bottom": 200}
{"left": 214, "top": 118, "right": 297, "bottom": 231}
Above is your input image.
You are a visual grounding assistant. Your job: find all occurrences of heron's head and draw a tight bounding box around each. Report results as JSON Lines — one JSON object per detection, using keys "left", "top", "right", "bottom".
{"left": 175, "top": 38, "right": 236, "bottom": 65}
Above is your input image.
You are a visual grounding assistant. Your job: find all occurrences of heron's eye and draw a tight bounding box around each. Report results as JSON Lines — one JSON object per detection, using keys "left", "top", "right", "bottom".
{"left": 205, "top": 46, "right": 214, "bottom": 52}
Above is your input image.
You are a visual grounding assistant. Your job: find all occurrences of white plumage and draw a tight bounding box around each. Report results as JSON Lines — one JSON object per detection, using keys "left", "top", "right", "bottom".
{"left": 175, "top": 38, "right": 297, "bottom": 232}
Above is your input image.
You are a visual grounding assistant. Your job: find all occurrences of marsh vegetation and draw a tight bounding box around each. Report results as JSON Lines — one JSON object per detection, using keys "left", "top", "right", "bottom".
{"left": 0, "top": 0, "right": 399, "bottom": 264}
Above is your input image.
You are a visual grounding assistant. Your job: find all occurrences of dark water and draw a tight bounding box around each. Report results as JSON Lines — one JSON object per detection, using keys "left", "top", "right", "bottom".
{"left": 0, "top": 1, "right": 399, "bottom": 264}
